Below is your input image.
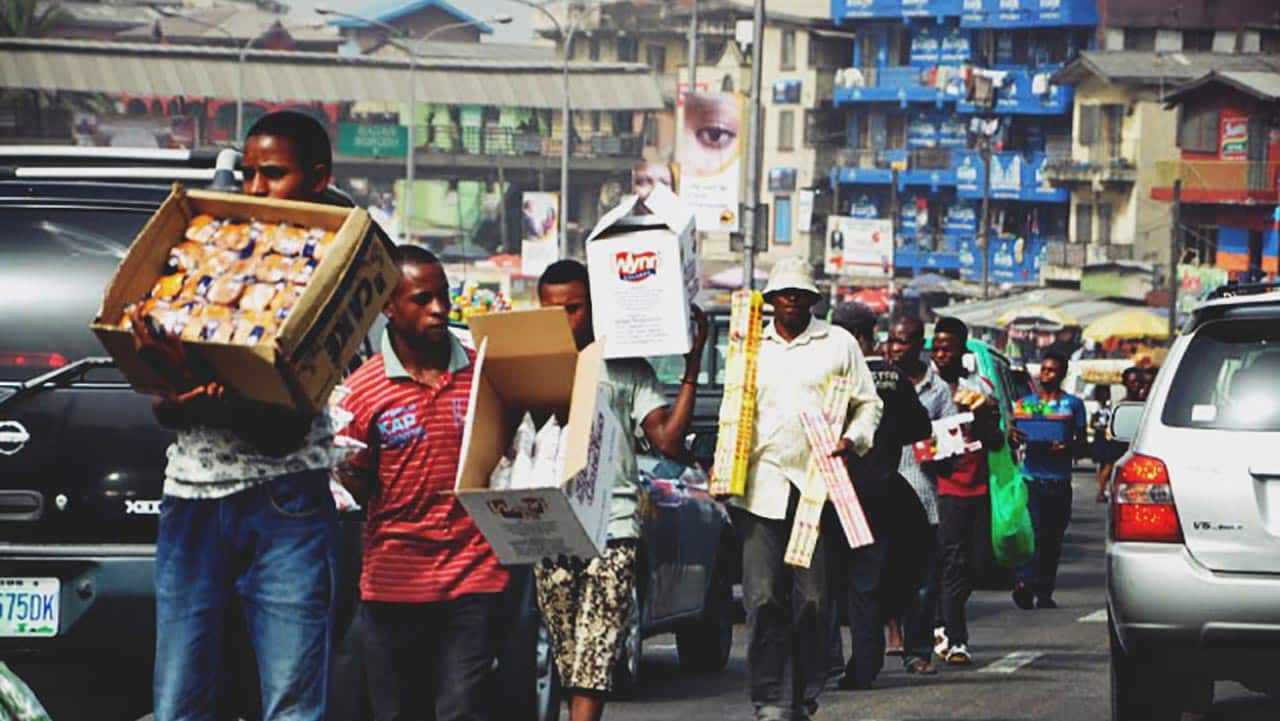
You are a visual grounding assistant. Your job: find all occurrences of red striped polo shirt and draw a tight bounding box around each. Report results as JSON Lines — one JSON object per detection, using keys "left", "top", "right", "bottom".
{"left": 340, "top": 332, "right": 508, "bottom": 603}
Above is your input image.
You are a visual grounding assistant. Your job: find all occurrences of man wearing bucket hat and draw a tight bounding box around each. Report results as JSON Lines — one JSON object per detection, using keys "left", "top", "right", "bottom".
{"left": 731, "top": 258, "right": 882, "bottom": 721}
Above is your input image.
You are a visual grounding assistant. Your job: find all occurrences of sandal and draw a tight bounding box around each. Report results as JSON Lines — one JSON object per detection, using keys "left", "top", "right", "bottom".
{"left": 906, "top": 658, "right": 937, "bottom": 675}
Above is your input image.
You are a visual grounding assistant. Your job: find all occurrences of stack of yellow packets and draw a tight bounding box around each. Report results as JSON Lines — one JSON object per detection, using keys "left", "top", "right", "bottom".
{"left": 710, "top": 289, "right": 763, "bottom": 497}
{"left": 784, "top": 376, "right": 855, "bottom": 568}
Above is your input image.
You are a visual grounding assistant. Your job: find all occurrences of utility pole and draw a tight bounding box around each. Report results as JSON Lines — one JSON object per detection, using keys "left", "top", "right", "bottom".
{"left": 742, "top": 0, "right": 765, "bottom": 290}
{"left": 1168, "top": 179, "right": 1181, "bottom": 341}
{"left": 979, "top": 132, "right": 992, "bottom": 300}
{"left": 687, "top": 0, "right": 698, "bottom": 96}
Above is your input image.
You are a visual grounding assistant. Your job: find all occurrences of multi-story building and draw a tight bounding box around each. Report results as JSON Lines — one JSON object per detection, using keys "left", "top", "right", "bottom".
{"left": 829, "top": 0, "right": 1098, "bottom": 287}
{"left": 535, "top": 0, "right": 851, "bottom": 270}
{"left": 1151, "top": 69, "right": 1280, "bottom": 280}
{"left": 1046, "top": 52, "right": 1280, "bottom": 284}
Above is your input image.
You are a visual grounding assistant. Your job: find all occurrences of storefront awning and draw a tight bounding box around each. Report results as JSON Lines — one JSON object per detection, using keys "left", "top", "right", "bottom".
{"left": 0, "top": 38, "right": 666, "bottom": 112}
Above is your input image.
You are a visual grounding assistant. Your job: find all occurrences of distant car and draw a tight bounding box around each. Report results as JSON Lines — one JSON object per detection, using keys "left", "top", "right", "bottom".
{"left": 1106, "top": 283, "right": 1280, "bottom": 721}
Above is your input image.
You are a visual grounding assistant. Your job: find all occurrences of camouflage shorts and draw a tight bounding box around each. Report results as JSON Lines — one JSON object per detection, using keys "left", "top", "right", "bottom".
{"left": 533, "top": 540, "right": 638, "bottom": 692}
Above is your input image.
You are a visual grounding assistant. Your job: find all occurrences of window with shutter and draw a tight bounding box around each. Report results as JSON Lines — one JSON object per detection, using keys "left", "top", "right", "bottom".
{"left": 1079, "top": 105, "right": 1100, "bottom": 147}
{"left": 1076, "top": 203, "right": 1093, "bottom": 245}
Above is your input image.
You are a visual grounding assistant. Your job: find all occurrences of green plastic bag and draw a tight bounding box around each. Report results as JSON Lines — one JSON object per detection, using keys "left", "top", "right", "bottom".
{"left": 968, "top": 342, "right": 1035, "bottom": 568}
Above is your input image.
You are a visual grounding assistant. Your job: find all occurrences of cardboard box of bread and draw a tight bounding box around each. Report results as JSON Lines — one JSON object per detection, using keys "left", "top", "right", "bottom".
{"left": 91, "top": 184, "right": 398, "bottom": 414}
{"left": 454, "top": 308, "right": 625, "bottom": 565}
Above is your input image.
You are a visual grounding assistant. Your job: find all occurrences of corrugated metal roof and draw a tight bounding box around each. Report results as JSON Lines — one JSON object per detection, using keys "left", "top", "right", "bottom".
{"left": 0, "top": 38, "right": 665, "bottom": 111}
{"left": 1165, "top": 70, "right": 1280, "bottom": 104}
{"left": 325, "top": 0, "right": 492, "bottom": 32}
{"left": 936, "top": 289, "right": 1151, "bottom": 329}
{"left": 1054, "top": 51, "right": 1280, "bottom": 87}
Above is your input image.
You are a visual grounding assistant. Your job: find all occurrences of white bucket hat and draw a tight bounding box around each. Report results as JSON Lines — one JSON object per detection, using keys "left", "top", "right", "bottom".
{"left": 762, "top": 257, "right": 820, "bottom": 299}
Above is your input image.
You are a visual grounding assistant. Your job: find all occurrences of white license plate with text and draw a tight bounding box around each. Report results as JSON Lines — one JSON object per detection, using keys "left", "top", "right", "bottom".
{"left": 0, "top": 578, "right": 59, "bottom": 637}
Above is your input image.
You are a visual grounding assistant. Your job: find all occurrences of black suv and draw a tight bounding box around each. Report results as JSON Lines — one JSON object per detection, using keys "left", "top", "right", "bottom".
{"left": 0, "top": 147, "right": 368, "bottom": 720}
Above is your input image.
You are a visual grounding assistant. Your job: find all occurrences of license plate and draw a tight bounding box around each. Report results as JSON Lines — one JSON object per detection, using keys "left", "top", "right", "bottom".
{"left": 0, "top": 578, "right": 59, "bottom": 637}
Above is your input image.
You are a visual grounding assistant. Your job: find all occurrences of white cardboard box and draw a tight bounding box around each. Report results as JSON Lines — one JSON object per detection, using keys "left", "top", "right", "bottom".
{"left": 454, "top": 308, "right": 623, "bottom": 565}
{"left": 585, "top": 184, "right": 701, "bottom": 359}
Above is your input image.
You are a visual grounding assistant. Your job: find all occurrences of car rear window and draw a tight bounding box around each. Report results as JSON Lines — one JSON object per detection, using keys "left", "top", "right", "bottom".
{"left": 0, "top": 205, "right": 151, "bottom": 382}
{"left": 1161, "top": 319, "right": 1280, "bottom": 431}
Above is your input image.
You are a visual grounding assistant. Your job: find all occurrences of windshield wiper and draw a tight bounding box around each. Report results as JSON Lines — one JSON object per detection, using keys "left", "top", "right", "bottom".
{"left": 0, "top": 356, "right": 116, "bottom": 412}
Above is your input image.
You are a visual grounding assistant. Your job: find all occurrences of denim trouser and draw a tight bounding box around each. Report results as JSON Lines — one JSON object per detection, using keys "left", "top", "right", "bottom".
{"left": 841, "top": 541, "right": 888, "bottom": 685}
{"left": 361, "top": 594, "right": 503, "bottom": 721}
{"left": 1015, "top": 477, "right": 1074, "bottom": 600}
{"left": 154, "top": 470, "right": 339, "bottom": 721}
{"left": 732, "top": 496, "right": 832, "bottom": 721}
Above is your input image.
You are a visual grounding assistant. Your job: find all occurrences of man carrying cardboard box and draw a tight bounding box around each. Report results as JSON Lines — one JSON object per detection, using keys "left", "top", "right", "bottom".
{"left": 130, "top": 111, "right": 342, "bottom": 721}
{"left": 733, "top": 258, "right": 882, "bottom": 721}
{"left": 336, "top": 245, "right": 509, "bottom": 720}
{"left": 535, "top": 259, "right": 707, "bottom": 721}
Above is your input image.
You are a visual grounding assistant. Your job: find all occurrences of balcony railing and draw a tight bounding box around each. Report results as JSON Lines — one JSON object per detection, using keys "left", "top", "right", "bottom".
{"left": 1043, "top": 151, "right": 1136, "bottom": 183}
{"left": 833, "top": 147, "right": 956, "bottom": 187}
{"left": 1043, "top": 241, "right": 1133, "bottom": 267}
{"left": 416, "top": 126, "right": 645, "bottom": 160}
{"left": 1153, "top": 160, "right": 1280, "bottom": 198}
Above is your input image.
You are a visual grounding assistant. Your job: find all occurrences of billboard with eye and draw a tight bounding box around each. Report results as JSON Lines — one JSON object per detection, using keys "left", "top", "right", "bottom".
{"left": 676, "top": 92, "right": 743, "bottom": 233}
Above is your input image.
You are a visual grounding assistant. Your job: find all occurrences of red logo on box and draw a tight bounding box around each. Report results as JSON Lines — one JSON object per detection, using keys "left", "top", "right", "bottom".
{"left": 614, "top": 251, "right": 659, "bottom": 282}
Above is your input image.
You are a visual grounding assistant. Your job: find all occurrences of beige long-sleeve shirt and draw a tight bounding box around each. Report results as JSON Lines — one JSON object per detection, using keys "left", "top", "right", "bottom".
{"left": 732, "top": 318, "right": 883, "bottom": 520}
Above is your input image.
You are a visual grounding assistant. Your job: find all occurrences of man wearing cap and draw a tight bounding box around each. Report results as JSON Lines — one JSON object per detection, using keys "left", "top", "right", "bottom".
{"left": 732, "top": 258, "right": 882, "bottom": 721}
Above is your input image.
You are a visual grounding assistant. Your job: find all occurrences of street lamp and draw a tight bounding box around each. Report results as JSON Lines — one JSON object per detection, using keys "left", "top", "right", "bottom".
{"left": 511, "top": 0, "right": 586, "bottom": 259}
{"left": 153, "top": 6, "right": 273, "bottom": 143}
{"left": 317, "top": 7, "right": 511, "bottom": 244}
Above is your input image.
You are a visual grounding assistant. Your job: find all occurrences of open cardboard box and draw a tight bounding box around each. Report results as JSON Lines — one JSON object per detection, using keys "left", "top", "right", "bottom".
{"left": 585, "top": 184, "right": 701, "bottom": 359}
{"left": 91, "top": 184, "right": 398, "bottom": 414}
{"left": 454, "top": 308, "right": 624, "bottom": 565}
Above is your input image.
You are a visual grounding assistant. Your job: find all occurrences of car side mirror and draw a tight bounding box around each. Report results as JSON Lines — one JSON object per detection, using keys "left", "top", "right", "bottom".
{"left": 1110, "top": 401, "right": 1145, "bottom": 443}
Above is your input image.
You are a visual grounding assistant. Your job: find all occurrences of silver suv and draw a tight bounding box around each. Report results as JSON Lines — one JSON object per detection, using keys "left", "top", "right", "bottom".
{"left": 1107, "top": 285, "right": 1280, "bottom": 721}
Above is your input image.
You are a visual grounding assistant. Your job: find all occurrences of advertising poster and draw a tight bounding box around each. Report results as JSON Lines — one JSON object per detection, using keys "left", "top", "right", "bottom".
{"left": 520, "top": 192, "right": 559, "bottom": 277}
{"left": 678, "top": 92, "right": 744, "bottom": 233}
{"left": 1220, "top": 112, "right": 1248, "bottom": 160}
{"left": 825, "top": 215, "right": 894, "bottom": 279}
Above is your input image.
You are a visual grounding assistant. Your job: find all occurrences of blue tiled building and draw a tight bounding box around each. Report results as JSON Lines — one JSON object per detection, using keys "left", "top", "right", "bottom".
{"left": 830, "top": 0, "right": 1097, "bottom": 284}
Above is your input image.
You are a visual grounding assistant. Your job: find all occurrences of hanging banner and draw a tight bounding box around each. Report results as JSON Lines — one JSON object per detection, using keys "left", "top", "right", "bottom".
{"left": 678, "top": 92, "right": 743, "bottom": 233}
{"left": 520, "top": 191, "right": 559, "bottom": 277}
{"left": 797, "top": 189, "right": 815, "bottom": 232}
{"left": 825, "top": 215, "right": 893, "bottom": 279}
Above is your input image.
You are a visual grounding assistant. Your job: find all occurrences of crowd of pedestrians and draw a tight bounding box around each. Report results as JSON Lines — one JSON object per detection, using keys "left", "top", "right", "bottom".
{"left": 131, "top": 111, "right": 1154, "bottom": 721}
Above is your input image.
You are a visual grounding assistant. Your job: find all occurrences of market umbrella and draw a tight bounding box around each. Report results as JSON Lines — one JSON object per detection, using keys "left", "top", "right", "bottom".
{"left": 1082, "top": 308, "right": 1170, "bottom": 342}
{"left": 908, "top": 272, "right": 951, "bottom": 290}
{"left": 844, "top": 287, "right": 891, "bottom": 313}
{"left": 996, "top": 305, "right": 1076, "bottom": 331}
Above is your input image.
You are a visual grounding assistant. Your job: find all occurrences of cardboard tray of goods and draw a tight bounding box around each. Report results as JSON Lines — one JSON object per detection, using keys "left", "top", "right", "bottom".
{"left": 91, "top": 184, "right": 399, "bottom": 414}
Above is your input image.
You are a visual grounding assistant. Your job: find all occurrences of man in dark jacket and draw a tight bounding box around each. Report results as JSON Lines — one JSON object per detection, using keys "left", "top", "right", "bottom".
{"left": 828, "top": 303, "right": 934, "bottom": 690}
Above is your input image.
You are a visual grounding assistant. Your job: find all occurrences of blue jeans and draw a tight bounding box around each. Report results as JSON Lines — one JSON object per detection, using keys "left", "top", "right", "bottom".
{"left": 1015, "top": 477, "right": 1074, "bottom": 601}
{"left": 154, "top": 470, "right": 340, "bottom": 721}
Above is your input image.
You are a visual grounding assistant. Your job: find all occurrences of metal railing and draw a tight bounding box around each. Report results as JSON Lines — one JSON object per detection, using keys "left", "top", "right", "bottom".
{"left": 834, "top": 147, "right": 953, "bottom": 172}
{"left": 1154, "top": 160, "right": 1280, "bottom": 195}
{"left": 1044, "top": 150, "right": 1136, "bottom": 180}
{"left": 415, "top": 125, "right": 645, "bottom": 159}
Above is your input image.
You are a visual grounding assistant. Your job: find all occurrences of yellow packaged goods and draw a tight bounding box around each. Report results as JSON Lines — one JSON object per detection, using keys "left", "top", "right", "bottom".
{"left": 92, "top": 184, "right": 398, "bottom": 414}
{"left": 710, "top": 289, "right": 763, "bottom": 497}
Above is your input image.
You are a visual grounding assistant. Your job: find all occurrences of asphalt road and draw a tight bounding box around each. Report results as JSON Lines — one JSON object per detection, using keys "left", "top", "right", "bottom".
{"left": 607, "top": 470, "right": 1280, "bottom": 721}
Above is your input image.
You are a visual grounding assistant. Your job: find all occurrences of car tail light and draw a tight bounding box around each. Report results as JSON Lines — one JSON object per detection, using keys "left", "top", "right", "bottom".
{"left": 1113, "top": 453, "right": 1183, "bottom": 543}
{"left": 0, "top": 352, "right": 67, "bottom": 369}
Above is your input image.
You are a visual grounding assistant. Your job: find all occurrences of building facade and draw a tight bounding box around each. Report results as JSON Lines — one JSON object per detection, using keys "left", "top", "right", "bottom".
{"left": 1151, "top": 71, "right": 1280, "bottom": 280}
{"left": 828, "top": 0, "right": 1097, "bottom": 287}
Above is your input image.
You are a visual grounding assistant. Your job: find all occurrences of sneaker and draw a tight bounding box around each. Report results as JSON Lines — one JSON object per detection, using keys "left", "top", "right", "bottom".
{"left": 933, "top": 626, "right": 950, "bottom": 658}
{"left": 945, "top": 643, "right": 972, "bottom": 665}
{"left": 1036, "top": 596, "right": 1059, "bottom": 609}
{"left": 1012, "top": 582, "right": 1035, "bottom": 610}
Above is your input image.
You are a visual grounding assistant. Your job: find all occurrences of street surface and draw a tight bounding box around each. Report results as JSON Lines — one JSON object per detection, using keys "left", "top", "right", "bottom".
{"left": 610, "top": 470, "right": 1280, "bottom": 721}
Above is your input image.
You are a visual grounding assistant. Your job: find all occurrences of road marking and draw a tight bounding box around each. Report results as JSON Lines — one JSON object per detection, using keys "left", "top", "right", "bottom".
{"left": 977, "top": 651, "right": 1044, "bottom": 674}
{"left": 1077, "top": 609, "right": 1108, "bottom": 623}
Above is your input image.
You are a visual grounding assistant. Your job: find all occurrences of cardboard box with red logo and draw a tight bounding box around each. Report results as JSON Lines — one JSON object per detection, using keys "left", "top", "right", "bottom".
{"left": 584, "top": 184, "right": 700, "bottom": 359}
{"left": 453, "top": 308, "right": 625, "bottom": 565}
